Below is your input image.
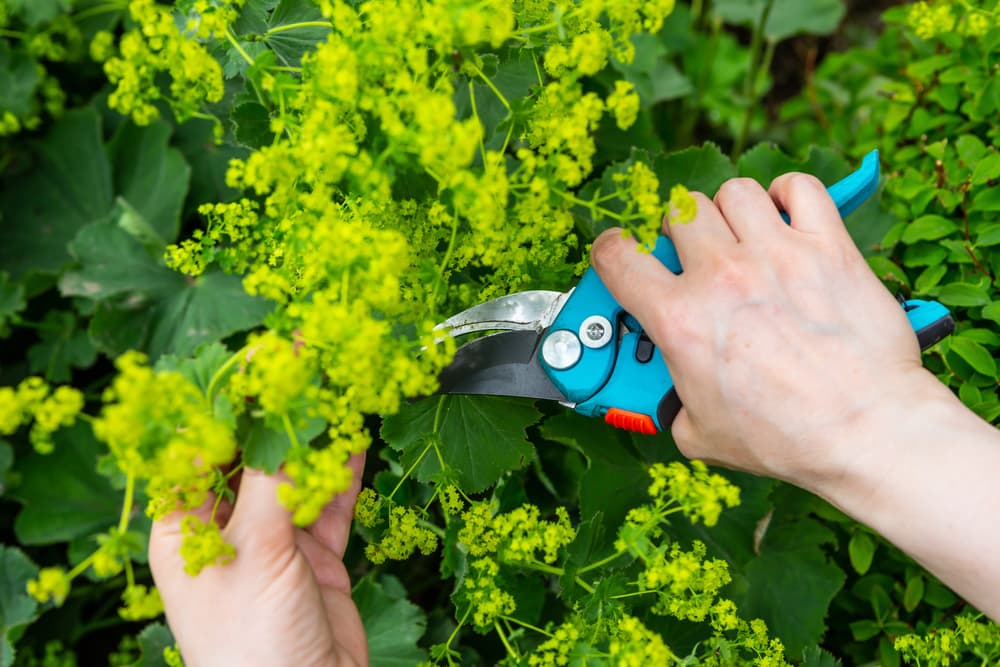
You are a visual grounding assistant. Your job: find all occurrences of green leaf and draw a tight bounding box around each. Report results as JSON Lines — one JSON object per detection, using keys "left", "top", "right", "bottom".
{"left": 5, "top": 0, "right": 72, "bottom": 26}
{"left": 949, "top": 336, "right": 997, "bottom": 377}
{"left": 107, "top": 120, "right": 191, "bottom": 245}
{"left": 0, "top": 273, "right": 25, "bottom": 337}
{"left": 849, "top": 619, "right": 881, "bottom": 642}
{"left": 847, "top": 532, "right": 876, "bottom": 575}
{"left": 231, "top": 102, "right": 274, "bottom": 149}
{"left": 0, "top": 546, "right": 40, "bottom": 667}
{"left": 900, "top": 214, "right": 958, "bottom": 243}
{"left": 0, "top": 43, "right": 39, "bottom": 117}
{"left": 9, "top": 422, "right": 119, "bottom": 545}
{"left": 866, "top": 257, "right": 909, "bottom": 290}
{"left": 154, "top": 342, "right": 236, "bottom": 396}
{"left": 26, "top": 311, "right": 97, "bottom": 383}
{"left": 971, "top": 152, "right": 1000, "bottom": 185}
{"left": 265, "top": 0, "right": 330, "bottom": 67}
{"left": 971, "top": 185, "right": 1000, "bottom": 212}
{"left": 801, "top": 645, "right": 842, "bottom": 667}
{"left": 242, "top": 415, "right": 326, "bottom": 473}
{"left": 382, "top": 396, "right": 539, "bottom": 493}
{"left": 60, "top": 222, "right": 270, "bottom": 359}
{"left": 713, "top": 0, "right": 845, "bottom": 40}
{"left": 902, "top": 575, "right": 924, "bottom": 613}
{"left": 653, "top": 143, "right": 737, "bottom": 195}
{"left": 735, "top": 514, "right": 846, "bottom": 655}
{"left": 354, "top": 576, "right": 427, "bottom": 667}
{"left": 0, "top": 440, "right": 12, "bottom": 491}
{"left": 0, "top": 108, "right": 113, "bottom": 280}
{"left": 936, "top": 282, "right": 991, "bottom": 307}
{"left": 123, "top": 622, "right": 175, "bottom": 667}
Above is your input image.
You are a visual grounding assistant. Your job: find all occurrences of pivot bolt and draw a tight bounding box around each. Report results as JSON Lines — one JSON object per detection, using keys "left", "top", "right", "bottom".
{"left": 579, "top": 315, "right": 612, "bottom": 349}
{"left": 541, "top": 330, "right": 582, "bottom": 369}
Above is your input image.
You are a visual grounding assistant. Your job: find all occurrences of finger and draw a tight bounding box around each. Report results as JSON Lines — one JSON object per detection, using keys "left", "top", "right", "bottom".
{"left": 768, "top": 172, "right": 849, "bottom": 241}
{"left": 713, "top": 177, "right": 786, "bottom": 241}
{"left": 149, "top": 493, "right": 220, "bottom": 585}
{"left": 307, "top": 452, "right": 366, "bottom": 559}
{"left": 294, "top": 530, "right": 352, "bottom": 593}
{"left": 591, "top": 228, "right": 680, "bottom": 334}
{"left": 661, "top": 192, "right": 737, "bottom": 266}
{"left": 224, "top": 467, "right": 295, "bottom": 552}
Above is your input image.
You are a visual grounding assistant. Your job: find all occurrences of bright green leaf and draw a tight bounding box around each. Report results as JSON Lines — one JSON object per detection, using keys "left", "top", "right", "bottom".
{"left": 0, "top": 546, "right": 40, "bottom": 667}
{"left": 949, "top": 336, "right": 997, "bottom": 377}
{"left": 9, "top": 422, "right": 119, "bottom": 545}
{"left": 0, "top": 108, "right": 113, "bottom": 280}
{"left": 971, "top": 185, "right": 1000, "bottom": 212}
{"left": 971, "top": 152, "right": 1000, "bottom": 185}
{"left": 354, "top": 576, "right": 427, "bottom": 667}
{"left": 900, "top": 214, "right": 958, "bottom": 243}
{"left": 848, "top": 532, "right": 876, "bottom": 575}
{"left": 936, "top": 283, "right": 991, "bottom": 307}
{"left": 867, "top": 257, "right": 909, "bottom": 289}
{"left": 902, "top": 575, "right": 924, "bottom": 613}
{"left": 382, "top": 396, "right": 539, "bottom": 493}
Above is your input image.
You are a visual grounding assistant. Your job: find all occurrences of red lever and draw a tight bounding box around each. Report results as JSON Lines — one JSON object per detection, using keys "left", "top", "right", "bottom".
{"left": 604, "top": 408, "right": 657, "bottom": 435}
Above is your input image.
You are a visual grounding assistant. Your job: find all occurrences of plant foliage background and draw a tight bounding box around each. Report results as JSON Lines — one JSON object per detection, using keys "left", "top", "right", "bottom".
{"left": 0, "top": 0, "right": 998, "bottom": 665}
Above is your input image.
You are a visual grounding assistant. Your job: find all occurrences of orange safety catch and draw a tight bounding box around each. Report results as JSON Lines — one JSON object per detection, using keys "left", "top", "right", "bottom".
{"left": 604, "top": 408, "right": 657, "bottom": 435}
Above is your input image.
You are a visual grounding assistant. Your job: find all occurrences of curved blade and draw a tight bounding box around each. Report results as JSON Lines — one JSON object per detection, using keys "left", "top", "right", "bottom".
{"left": 435, "top": 290, "right": 567, "bottom": 337}
{"left": 437, "top": 330, "right": 569, "bottom": 402}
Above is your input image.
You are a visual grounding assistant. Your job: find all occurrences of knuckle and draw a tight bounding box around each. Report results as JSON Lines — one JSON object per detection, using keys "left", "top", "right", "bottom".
{"left": 779, "top": 172, "right": 824, "bottom": 194}
{"left": 715, "top": 177, "right": 761, "bottom": 205}
{"left": 590, "top": 228, "right": 625, "bottom": 272}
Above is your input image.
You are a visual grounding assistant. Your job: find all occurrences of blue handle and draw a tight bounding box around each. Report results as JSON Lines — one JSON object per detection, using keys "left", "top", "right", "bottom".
{"left": 539, "top": 150, "right": 954, "bottom": 433}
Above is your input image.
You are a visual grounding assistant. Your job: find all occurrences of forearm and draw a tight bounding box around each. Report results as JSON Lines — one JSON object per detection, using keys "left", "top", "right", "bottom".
{"left": 805, "top": 373, "right": 1000, "bottom": 620}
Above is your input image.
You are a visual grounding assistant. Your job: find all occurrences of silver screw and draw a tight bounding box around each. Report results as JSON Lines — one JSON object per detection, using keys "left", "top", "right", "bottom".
{"left": 541, "top": 330, "right": 582, "bottom": 369}
{"left": 579, "top": 315, "right": 612, "bottom": 349}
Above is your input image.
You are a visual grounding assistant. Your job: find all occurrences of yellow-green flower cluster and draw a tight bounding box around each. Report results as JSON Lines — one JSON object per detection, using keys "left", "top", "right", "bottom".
{"left": 895, "top": 613, "right": 1000, "bottom": 666}
{"left": 26, "top": 567, "right": 71, "bottom": 606}
{"left": 907, "top": 0, "right": 998, "bottom": 39}
{"left": 461, "top": 557, "right": 517, "bottom": 630}
{"left": 93, "top": 352, "right": 236, "bottom": 518}
{"left": 103, "top": 0, "right": 226, "bottom": 124}
{"left": 608, "top": 614, "right": 678, "bottom": 665}
{"left": 648, "top": 460, "right": 740, "bottom": 527}
{"left": 0, "top": 377, "right": 84, "bottom": 454}
{"left": 457, "top": 502, "right": 575, "bottom": 565}
{"left": 119, "top": 585, "right": 164, "bottom": 621}
{"left": 363, "top": 505, "right": 439, "bottom": 564}
{"left": 178, "top": 515, "right": 235, "bottom": 576}
{"left": 279, "top": 444, "right": 358, "bottom": 526}
{"left": 526, "top": 622, "right": 584, "bottom": 666}
{"left": 638, "top": 541, "right": 731, "bottom": 621}
{"left": 606, "top": 81, "right": 640, "bottom": 130}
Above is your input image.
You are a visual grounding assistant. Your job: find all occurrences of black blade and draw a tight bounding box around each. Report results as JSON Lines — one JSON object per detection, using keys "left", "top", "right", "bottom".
{"left": 437, "top": 330, "right": 568, "bottom": 402}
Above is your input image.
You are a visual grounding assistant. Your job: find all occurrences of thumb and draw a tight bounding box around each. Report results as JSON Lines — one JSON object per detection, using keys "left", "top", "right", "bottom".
{"left": 224, "top": 467, "right": 295, "bottom": 554}
{"left": 590, "top": 228, "right": 679, "bottom": 337}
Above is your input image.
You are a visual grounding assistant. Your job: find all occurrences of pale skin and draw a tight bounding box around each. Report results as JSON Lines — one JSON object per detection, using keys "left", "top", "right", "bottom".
{"left": 149, "top": 174, "right": 999, "bottom": 666}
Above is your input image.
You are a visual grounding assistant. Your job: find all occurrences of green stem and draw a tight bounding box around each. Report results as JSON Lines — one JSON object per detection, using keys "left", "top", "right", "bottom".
{"left": 118, "top": 473, "right": 135, "bottom": 533}
{"left": 610, "top": 589, "right": 653, "bottom": 600}
{"left": 387, "top": 437, "right": 435, "bottom": 501}
{"left": 205, "top": 346, "right": 247, "bottom": 408}
{"left": 0, "top": 29, "right": 26, "bottom": 39}
{"left": 732, "top": 0, "right": 775, "bottom": 158}
{"left": 523, "top": 559, "right": 564, "bottom": 577}
{"left": 500, "top": 615, "right": 553, "bottom": 638}
{"left": 265, "top": 21, "right": 331, "bottom": 35}
{"left": 73, "top": 1, "right": 127, "bottom": 21}
{"left": 226, "top": 29, "right": 255, "bottom": 66}
{"left": 469, "top": 81, "right": 487, "bottom": 163}
{"left": 494, "top": 621, "right": 520, "bottom": 659}
{"left": 281, "top": 412, "right": 301, "bottom": 448}
{"left": 470, "top": 65, "right": 510, "bottom": 112}
{"left": 577, "top": 550, "right": 625, "bottom": 574}
{"left": 431, "top": 212, "right": 460, "bottom": 306}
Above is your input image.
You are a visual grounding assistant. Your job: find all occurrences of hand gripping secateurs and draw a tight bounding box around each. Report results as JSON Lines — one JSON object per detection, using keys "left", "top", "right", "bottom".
{"left": 434, "top": 151, "right": 956, "bottom": 435}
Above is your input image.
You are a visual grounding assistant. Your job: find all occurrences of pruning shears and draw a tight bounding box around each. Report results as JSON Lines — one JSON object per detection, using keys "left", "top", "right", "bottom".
{"left": 434, "top": 151, "right": 956, "bottom": 435}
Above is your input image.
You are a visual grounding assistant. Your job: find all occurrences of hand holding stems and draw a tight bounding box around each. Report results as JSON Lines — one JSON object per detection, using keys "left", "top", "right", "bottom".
{"left": 591, "top": 174, "right": 1000, "bottom": 621}
{"left": 148, "top": 454, "right": 368, "bottom": 667}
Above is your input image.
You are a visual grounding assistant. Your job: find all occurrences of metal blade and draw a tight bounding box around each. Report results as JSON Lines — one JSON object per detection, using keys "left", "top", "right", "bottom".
{"left": 435, "top": 290, "right": 568, "bottom": 337}
{"left": 437, "top": 330, "right": 570, "bottom": 403}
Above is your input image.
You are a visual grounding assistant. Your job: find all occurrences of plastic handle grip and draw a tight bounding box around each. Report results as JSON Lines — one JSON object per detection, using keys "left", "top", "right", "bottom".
{"left": 540, "top": 150, "right": 954, "bottom": 434}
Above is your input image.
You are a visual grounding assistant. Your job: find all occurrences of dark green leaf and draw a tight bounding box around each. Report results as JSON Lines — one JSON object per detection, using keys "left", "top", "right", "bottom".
{"left": 0, "top": 440, "right": 11, "bottom": 492}
{"left": 0, "top": 546, "right": 40, "bottom": 667}
{"left": 653, "top": 143, "right": 736, "bottom": 195}
{"left": 0, "top": 108, "right": 113, "bottom": 280}
{"left": 154, "top": 342, "right": 235, "bottom": 396}
{"left": 712, "top": 0, "right": 845, "bottom": 40}
{"left": 123, "top": 622, "right": 175, "bottom": 667}
{"left": 801, "top": 645, "right": 842, "bottom": 667}
{"left": 848, "top": 532, "right": 876, "bottom": 575}
{"left": 382, "top": 396, "right": 539, "bottom": 493}
{"left": 107, "top": 120, "right": 191, "bottom": 244}
{"left": 9, "top": 423, "right": 119, "bottom": 545}
{"left": 0, "top": 273, "right": 25, "bottom": 337}
{"left": 735, "top": 514, "right": 846, "bottom": 655}
{"left": 0, "top": 43, "right": 39, "bottom": 117}
{"left": 949, "top": 336, "right": 997, "bottom": 377}
{"left": 242, "top": 415, "right": 326, "bottom": 473}
{"left": 231, "top": 102, "right": 274, "bottom": 149}
{"left": 26, "top": 311, "right": 97, "bottom": 383}
{"left": 5, "top": 0, "right": 71, "bottom": 26}
{"left": 354, "top": 576, "right": 427, "bottom": 667}
{"left": 849, "top": 619, "right": 881, "bottom": 642}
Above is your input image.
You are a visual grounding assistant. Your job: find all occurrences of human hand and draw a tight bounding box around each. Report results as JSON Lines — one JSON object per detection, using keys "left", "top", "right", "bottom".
{"left": 148, "top": 454, "right": 367, "bottom": 667}
{"left": 591, "top": 174, "right": 939, "bottom": 489}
